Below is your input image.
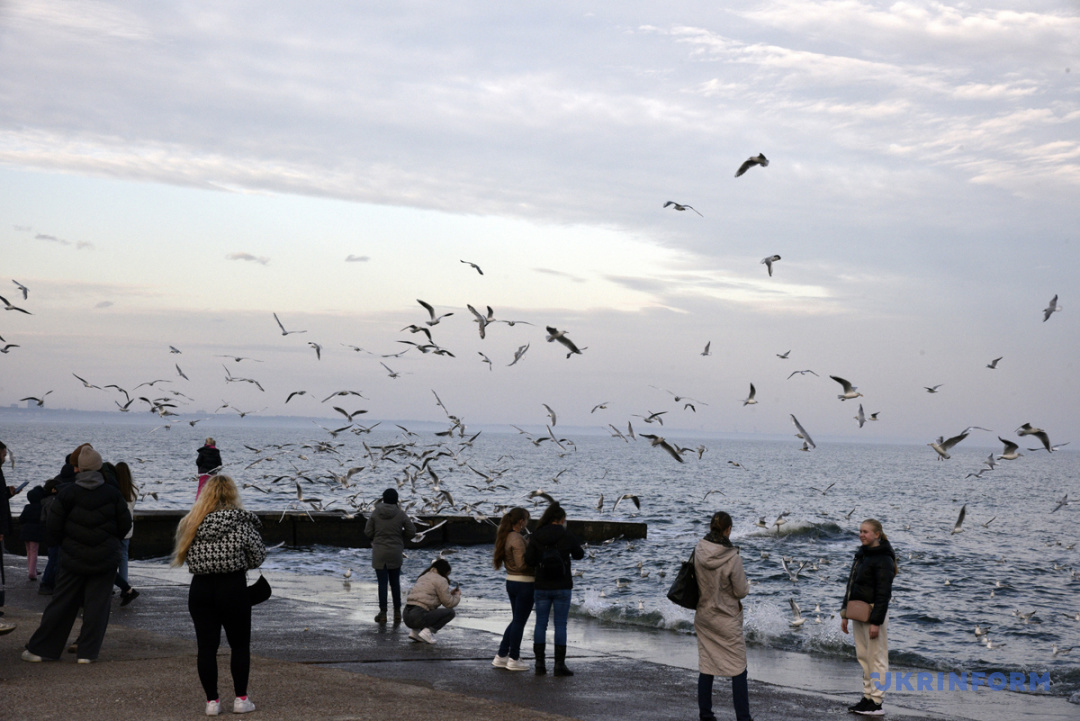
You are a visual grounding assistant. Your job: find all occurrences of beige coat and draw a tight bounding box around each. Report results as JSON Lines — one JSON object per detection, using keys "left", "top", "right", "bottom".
{"left": 693, "top": 538, "right": 750, "bottom": 677}
{"left": 504, "top": 531, "right": 534, "bottom": 580}
{"left": 405, "top": 571, "right": 461, "bottom": 612}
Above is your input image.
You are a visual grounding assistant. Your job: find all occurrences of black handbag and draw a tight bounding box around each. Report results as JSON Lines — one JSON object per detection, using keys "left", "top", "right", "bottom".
{"left": 248, "top": 574, "right": 272, "bottom": 606}
{"left": 666, "top": 548, "right": 699, "bottom": 609}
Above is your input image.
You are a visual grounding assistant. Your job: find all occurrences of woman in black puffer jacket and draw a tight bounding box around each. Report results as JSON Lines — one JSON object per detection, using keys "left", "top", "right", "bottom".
{"left": 840, "top": 518, "right": 897, "bottom": 717}
{"left": 524, "top": 502, "right": 584, "bottom": 677}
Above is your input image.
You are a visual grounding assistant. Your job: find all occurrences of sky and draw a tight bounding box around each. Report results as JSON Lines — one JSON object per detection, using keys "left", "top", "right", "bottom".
{"left": 1, "top": 1, "right": 1078, "bottom": 448}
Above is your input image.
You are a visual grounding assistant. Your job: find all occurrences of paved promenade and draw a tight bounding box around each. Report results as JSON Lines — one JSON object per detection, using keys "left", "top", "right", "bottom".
{"left": 2, "top": 561, "right": 1074, "bottom": 721}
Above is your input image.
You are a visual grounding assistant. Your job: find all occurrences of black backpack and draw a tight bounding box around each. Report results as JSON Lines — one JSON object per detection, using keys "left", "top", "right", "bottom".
{"left": 538, "top": 544, "right": 565, "bottom": 580}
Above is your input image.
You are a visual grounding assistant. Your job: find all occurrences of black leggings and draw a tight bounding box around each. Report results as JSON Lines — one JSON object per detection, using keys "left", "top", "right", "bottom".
{"left": 188, "top": 571, "right": 252, "bottom": 701}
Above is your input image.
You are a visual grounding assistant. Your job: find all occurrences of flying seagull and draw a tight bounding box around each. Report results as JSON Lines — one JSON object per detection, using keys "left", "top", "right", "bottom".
{"left": 761, "top": 255, "right": 781, "bottom": 277}
{"left": 830, "top": 375, "right": 863, "bottom": 401}
{"left": 854, "top": 403, "right": 866, "bottom": 428}
{"left": 735, "top": 153, "right": 769, "bottom": 177}
{"left": 508, "top": 343, "right": 530, "bottom": 366}
{"left": 951, "top": 505, "right": 967, "bottom": 534}
{"left": 308, "top": 342, "right": 322, "bottom": 360}
{"left": 924, "top": 385, "right": 943, "bottom": 393}
{"left": 997, "top": 436, "right": 1022, "bottom": 461}
{"left": 0, "top": 294, "right": 31, "bottom": 314}
{"left": 790, "top": 414, "right": 815, "bottom": 449}
{"left": 986, "top": 356, "right": 1002, "bottom": 369}
{"left": 20, "top": 391, "right": 53, "bottom": 407}
{"left": 929, "top": 430, "right": 969, "bottom": 460}
{"left": 640, "top": 434, "right": 685, "bottom": 463}
{"left": 1043, "top": 294, "right": 1061, "bottom": 322}
{"left": 460, "top": 259, "right": 483, "bottom": 275}
{"left": 417, "top": 299, "right": 454, "bottom": 326}
{"left": 742, "top": 383, "right": 758, "bottom": 406}
{"left": 12, "top": 280, "right": 28, "bottom": 300}
{"left": 701, "top": 341, "right": 711, "bottom": 356}
{"left": 273, "top": 312, "right": 307, "bottom": 335}
{"left": 1017, "top": 423, "right": 1053, "bottom": 453}
{"left": 545, "top": 326, "right": 584, "bottom": 358}
{"left": 663, "top": 201, "right": 703, "bottom": 217}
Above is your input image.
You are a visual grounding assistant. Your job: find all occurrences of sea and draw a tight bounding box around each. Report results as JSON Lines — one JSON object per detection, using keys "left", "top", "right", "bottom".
{"left": 3, "top": 415, "right": 1078, "bottom": 704}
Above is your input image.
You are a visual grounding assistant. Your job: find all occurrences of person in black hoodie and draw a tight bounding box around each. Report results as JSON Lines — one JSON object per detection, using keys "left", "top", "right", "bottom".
{"left": 840, "top": 518, "right": 897, "bottom": 717}
{"left": 38, "top": 443, "right": 89, "bottom": 595}
{"left": 19, "top": 485, "right": 46, "bottom": 581}
{"left": 22, "top": 446, "right": 132, "bottom": 663}
{"left": 524, "top": 501, "right": 584, "bottom": 677}
{"left": 196, "top": 438, "right": 223, "bottom": 499}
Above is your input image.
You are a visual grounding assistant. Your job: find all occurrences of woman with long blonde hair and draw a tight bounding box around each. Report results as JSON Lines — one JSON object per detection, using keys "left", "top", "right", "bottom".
{"left": 173, "top": 475, "right": 265, "bottom": 716}
{"left": 491, "top": 507, "right": 534, "bottom": 671}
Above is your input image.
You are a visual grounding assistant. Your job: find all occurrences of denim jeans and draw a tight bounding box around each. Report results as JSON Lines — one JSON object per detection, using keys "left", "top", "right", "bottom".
{"left": 375, "top": 566, "right": 401, "bottom": 613}
{"left": 532, "top": 587, "right": 571, "bottom": 645}
{"left": 498, "top": 581, "right": 534, "bottom": 659}
{"left": 114, "top": 538, "right": 131, "bottom": 592}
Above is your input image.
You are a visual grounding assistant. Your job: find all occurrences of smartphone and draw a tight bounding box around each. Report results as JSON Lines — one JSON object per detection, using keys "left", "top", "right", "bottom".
{"left": 13, "top": 480, "right": 29, "bottom": 494}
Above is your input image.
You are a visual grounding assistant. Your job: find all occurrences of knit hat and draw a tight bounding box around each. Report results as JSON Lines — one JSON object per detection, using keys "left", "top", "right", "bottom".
{"left": 382, "top": 488, "right": 399, "bottom": 504}
{"left": 78, "top": 447, "right": 103, "bottom": 472}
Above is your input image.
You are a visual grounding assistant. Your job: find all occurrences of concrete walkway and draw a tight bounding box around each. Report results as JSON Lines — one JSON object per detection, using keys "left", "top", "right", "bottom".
{"left": 2, "top": 561, "right": 1074, "bottom": 721}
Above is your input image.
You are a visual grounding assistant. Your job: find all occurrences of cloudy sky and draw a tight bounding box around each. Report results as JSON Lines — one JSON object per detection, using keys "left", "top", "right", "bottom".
{"left": 1, "top": 1, "right": 1078, "bottom": 447}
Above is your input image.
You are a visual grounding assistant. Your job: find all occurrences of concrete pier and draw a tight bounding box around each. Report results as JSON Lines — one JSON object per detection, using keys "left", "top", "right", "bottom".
{"left": 5, "top": 512, "right": 647, "bottom": 559}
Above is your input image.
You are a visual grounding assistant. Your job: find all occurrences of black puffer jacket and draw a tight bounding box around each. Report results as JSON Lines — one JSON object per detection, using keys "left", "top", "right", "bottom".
{"left": 46, "top": 470, "right": 132, "bottom": 575}
{"left": 196, "top": 445, "right": 223, "bottom": 474}
{"left": 842, "top": 538, "right": 896, "bottom": 626}
{"left": 524, "top": 523, "right": 584, "bottom": 591}
{"left": 19, "top": 485, "right": 47, "bottom": 543}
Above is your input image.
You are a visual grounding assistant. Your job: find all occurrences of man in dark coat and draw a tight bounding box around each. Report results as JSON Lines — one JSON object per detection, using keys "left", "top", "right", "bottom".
{"left": 0, "top": 440, "right": 17, "bottom": 636}
{"left": 23, "top": 446, "right": 132, "bottom": 663}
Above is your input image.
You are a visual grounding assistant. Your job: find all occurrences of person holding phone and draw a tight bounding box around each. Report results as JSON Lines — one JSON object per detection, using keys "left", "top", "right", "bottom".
{"left": 840, "top": 519, "right": 897, "bottom": 716}
{"left": 402, "top": 559, "right": 460, "bottom": 644}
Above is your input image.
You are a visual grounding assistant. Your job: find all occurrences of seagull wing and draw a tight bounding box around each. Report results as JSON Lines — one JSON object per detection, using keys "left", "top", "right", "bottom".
{"left": 790, "top": 414, "right": 815, "bottom": 449}
{"left": 952, "top": 504, "right": 966, "bottom": 533}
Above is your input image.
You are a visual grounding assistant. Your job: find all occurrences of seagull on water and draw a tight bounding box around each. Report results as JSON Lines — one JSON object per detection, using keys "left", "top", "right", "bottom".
{"left": 663, "top": 201, "right": 703, "bottom": 217}
{"left": 789, "top": 598, "right": 806, "bottom": 627}
{"left": 735, "top": 153, "right": 769, "bottom": 177}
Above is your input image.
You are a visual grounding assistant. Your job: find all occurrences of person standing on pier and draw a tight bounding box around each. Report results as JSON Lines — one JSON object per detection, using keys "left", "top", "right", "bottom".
{"left": 694, "top": 511, "right": 752, "bottom": 721}
{"left": 365, "top": 488, "right": 416, "bottom": 625}
{"left": 492, "top": 507, "right": 534, "bottom": 671}
{"left": 524, "top": 501, "right": 584, "bottom": 677}
{"left": 195, "top": 438, "right": 222, "bottom": 499}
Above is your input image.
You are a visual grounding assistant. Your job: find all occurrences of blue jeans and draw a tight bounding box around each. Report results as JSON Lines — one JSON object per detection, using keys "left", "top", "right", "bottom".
{"left": 41, "top": 545, "right": 60, "bottom": 588}
{"left": 114, "top": 538, "right": 131, "bottom": 592}
{"left": 498, "top": 581, "right": 534, "bottom": 659}
{"left": 375, "top": 566, "right": 401, "bottom": 613}
{"left": 533, "top": 588, "right": 571, "bottom": 645}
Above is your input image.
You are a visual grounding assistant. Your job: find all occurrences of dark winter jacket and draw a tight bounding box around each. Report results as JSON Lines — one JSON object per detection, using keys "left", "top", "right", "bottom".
{"left": 842, "top": 538, "right": 896, "bottom": 626}
{"left": 364, "top": 501, "right": 416, "bottom": 570}
{"left": 196, "top": 445, "right": 223, "bottom": 475}
{"left": 524, "top": 523, "right": 584, "bottom": 591}
{"left": 46, "top": 470, "right": 132, "bottom": 575}
{"left": 19, "top": 485, "right": 46, "bottom": 543}
{"left": 0, "top": 466, "right": 11, "bottom": 537}
{"left": 186, "top": 509, "right": 266, "bottom": 575}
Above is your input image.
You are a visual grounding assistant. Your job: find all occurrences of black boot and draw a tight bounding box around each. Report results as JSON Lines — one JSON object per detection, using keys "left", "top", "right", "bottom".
{"left": 553, "top": 644, "right": 573, "bottom": 676}
{"left": 533, "top": 643, "right": 547, "bottom": 676}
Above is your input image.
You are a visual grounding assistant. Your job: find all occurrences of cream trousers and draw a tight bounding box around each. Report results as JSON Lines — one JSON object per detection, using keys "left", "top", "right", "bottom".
{"left": 853, "top": 617, "right": 889, "bottom": 703}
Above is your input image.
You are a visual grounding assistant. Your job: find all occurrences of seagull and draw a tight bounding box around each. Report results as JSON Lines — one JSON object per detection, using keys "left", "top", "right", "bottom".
{"left": 1043, "top": 294, "right": 1061, "bottom": 322}
{"left": 981, "top": 517, "right": 996, "bottom": 528}
{"left": 417, "top": 299, "right": 454, "bottom": 326}
{"left": 924, "top": 385, "right": 943, "bottom": 393}
{"left": 11, "top": 280, "right": 28, "bottom": 300}
{"left": 929, "top": 431, "right": 969, "bottom": 460}
{"left": 742, "top": 383, "right": 758, "bottom": 406}
{"left": 735, "top": 153, "right": 769, "bottom": 177}
{"left": 612, "top": 494, "right": 641, "bottom": 514}
{"left": 0, "top": 294, "right": 31, "bottom": 314}
{"left": 19, "top": 391, "right": 53, "bottom": 407}
{"left": 854, "top": 404, "right": 866, "bottom": 428}
{"left": 273, "top": 312, "right": 307, "bottom": 335}
{"left": 0, "top": 344, "right": 19, "bottom": 353}
{"left": 986, "top": 357, "right": 1002, "bottom": 369}
{"left": 508, "top": 343, "right": 530, "bottom": 366}
{"left": 701, "top": 341, "right": 711, "bottom": 356}
{"left": 1051, "top": 494, "right": 1070, "bottom": 514}
{"left": 72, "top": 373, "right": 101, "bottom": 390}
{"left": 776, "top": 349, "right": 791, "bottom": 359}
{"left": 322, "top": 390, "right": 366, "bottom": 403}
{"left": 1017, "top": 423, "right": 1053, "bottom": 453}
{"left": 545, "top": 326, "right": 585, "bottom": 358}
{"left": 789, "top": 598, "right": 806, "bottom": 627}
{"left": 634, "top": 410, "right": 667, "bottom": 425}
{"left": 175, "top": 363, "right": 189, "bottom": 380}
{"left": 761, "top": 255, "right": 781, "bottom": 277}
{"left": 951, "top": 505, "right": 966, "bottom": 534}
{"left": 640, "top": 434, "right": 685, "bottom": 463}
{"left": 809, "top": 483, "right": 835, "bottom": 495}
{"left": 285, "top": 390, "right": 307, "bottom": 403}
{"left": 460, "top": 259, "right": 483, "bottom": 275}
{"left": 542, "top": 403, "right": 557, "bottom": 426}
{"left": 727, "top": 460, "right": 749, "bottom": 471}
{"left": 868, "top": 412, "right": 880, "bottom": 421}
{"left": 787, "top": 369, "right": 818, "bottom": 379}
{"left": 830, "top": 375, "right": 863, "bottom": 401}
{"left": 467, "top": 304, "right": 495, "bottom": 339}
{"left": 168, "top": 345, "right": 182, "bottom": 354}
{"left": 997, "top": 437, "right": 1022, "bottom": 461}
{"left": 590, "top": 402, "right": 609, "bottom": 414}
{"left": 790, "top": 414, "right": 815, "bottom": 449}
{"left": 478, "top": 351, "right": 493, "bottom": 370}
{"left": 308, "top": 342, "right": 322, "bottom": 360}
{"left": 663, "top": 201, "right": 703, "bottom": 217}
{"left": 215, "top": 354, "right": 264, "bottom": 363}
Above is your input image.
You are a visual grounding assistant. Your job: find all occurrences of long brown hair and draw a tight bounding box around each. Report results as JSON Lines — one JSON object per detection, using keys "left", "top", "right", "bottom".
{"left": 537, "top": 501, "right": 566, "bottom": 527}
{"left": 115, "top": 462, "right": 137, "bottom": 503}
{"left": 418, "top": 558, "right": 452, "bottom": 580}
{"left": 171, "top": 475, "right": 243, "bottom": 567}
{"left": 493, "top": 507, "right": 529, "bottom": 569}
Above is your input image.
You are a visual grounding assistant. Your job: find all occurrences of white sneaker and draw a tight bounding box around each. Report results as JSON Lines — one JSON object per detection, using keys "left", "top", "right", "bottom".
{"left": 492, "top": 654, "right": 509, "bottom": 668}
{"left": 76, "top": 658, "right": 94, "bottom": 664}
{"left": 21, "top": 649, "right": 43, "bottom": 662}
{"left": 418, "top": 628, "right": 436, "bottom": 644}
{"left": 408, "top": 629, "right": 423, "bottom": 642}
{"left": 505, "top": 658, "right": 530, "bottom": 671}
{"left": 233, "top": 696, "right": 256, "bottom": 714}
{"left": 205, "top": 699, "right": 220, "bottom": 716}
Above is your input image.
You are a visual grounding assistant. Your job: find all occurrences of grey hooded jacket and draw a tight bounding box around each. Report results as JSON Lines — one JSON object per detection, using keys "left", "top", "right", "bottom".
{"left": 365, "top": 501, "right": 416, "bottom": 570}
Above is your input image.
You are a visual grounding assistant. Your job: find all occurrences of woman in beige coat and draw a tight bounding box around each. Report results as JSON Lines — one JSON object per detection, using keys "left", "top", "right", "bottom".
{"left": 694, "top": 511, "right": 752, "bottom": 721}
